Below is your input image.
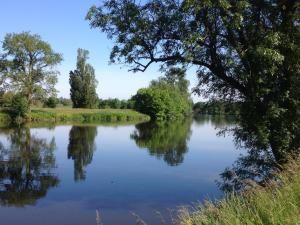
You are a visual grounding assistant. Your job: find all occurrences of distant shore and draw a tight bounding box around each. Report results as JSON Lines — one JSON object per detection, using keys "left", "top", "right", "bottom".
{"left": 0, "top": 107, "right": 150, "bottom": 125}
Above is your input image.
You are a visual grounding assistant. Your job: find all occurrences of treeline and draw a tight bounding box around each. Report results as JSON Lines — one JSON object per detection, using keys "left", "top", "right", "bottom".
{"left": 0, "top": 93, "right": 72, "bottom": 109}
{"left": 98, "top": 98, "right": 134, "bottom": 109}
{"left": 0, "top": 94, "right": 136, "bottom": 110}
{"left": 193, "top": 101, "right": 240, "bottom": 115}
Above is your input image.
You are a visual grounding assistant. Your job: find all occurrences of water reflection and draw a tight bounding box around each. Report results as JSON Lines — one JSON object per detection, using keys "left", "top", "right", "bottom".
{"left": 67, "top": 126, "right": 97, "bottom": 181}
{"left": 0, "top": 128, "right": 59, "bottom": 207}
{"left": 218, "top": 149, "right": 277, "bottom": 192}
{"left": 130, "top": 119, "right": 192, "bottom": 166}
{"left": 194, "top": 114, "right": 236, "bottom": 128}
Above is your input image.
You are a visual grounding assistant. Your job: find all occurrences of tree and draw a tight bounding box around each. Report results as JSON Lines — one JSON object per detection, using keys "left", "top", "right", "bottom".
{"left": 132, "top": 68, "right": 191, "bottom": 120}
{"left": 10, "top": 94, "right": 29, "bottom": 118}
{"left": 154, "top": 68, "right": 189, "bottom": 95}
{"left": 44, "top": 96, "right": 58, "bottom": 108}
{"left": 0, "top": 32, "right": 62, "bottom": 109}
{"left": 69, "top": 48, "right": 98, "bottom": 108}
{"left": 87, "top": 0, "right": 300, "bottom": 161}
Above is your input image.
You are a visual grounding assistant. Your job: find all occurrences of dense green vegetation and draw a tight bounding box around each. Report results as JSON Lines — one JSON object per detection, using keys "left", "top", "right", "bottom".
{"left": 98, "top": 98, "right": 134, "bottom": 109}
{"left": 87, "top": 0, "right": 300, "bottom": 161}
{"left": 132, "top": 68, "right": 192, "bottom": 120}
{"left": 0, "top": 32, "right": 62, "bottom": 109}
{"left": 178, "top": 159, "right": 300, "bottom": 225}
{"left": 44, "top": 96, "right": 59, "bottom": 108}
{"left": 193, "top": 101, "right": 240, "bottom": 115}
{"left": 70, "top": 48, "right": 98, "bottom": 108}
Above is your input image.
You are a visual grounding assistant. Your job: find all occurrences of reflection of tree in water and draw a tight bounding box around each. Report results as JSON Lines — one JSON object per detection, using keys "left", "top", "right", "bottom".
{"left": 193, "top": 114, "right": 236, "bottom": 128}
{"left": 192, "top": 114, "right": 282, "bottom": 193}
{"left": 218, "top": 149, "right": 278, "bottom": 192}
{"left": 218, "top": 120, "right": 285, "bottom": 192}
{"left": 131, "top": 119, "right": 192, "bottom": 166}
{"left": 0, "top": 128, "right": 59, "bottom": 207}
{"left": 67, "top": 126, "right": 97, "bottom": 181}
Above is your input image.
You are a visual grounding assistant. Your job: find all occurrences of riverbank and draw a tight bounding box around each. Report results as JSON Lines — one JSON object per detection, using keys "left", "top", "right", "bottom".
{"left": 178, "top": 159, "right": 300, "bottom": 225}
{"left": 0, "top": 108, "right": 150, "bottom": 125}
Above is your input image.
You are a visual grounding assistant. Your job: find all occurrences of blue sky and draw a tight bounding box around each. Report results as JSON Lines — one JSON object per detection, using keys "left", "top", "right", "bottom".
{"left": 0, "top": 0, "right": 200, "bottom": 101}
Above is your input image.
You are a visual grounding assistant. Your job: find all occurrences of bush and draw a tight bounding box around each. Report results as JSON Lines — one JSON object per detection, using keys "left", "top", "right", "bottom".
{"left": 11, "top": 94, "right": 29, "bottom": 118}
{"left": 59, "top": 97, "right": 72, "bottom": 107}
{"left": 0, "top": 91, "right": 14, "bottom": 107}
{"left": 132, "top": 86, "right": 192, "bottom": 120}
{"left": 44, "top": 97, "right": 58, "bottom": 108}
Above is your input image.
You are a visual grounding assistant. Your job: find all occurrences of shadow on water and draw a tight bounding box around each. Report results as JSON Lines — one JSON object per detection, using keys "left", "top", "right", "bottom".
{"left": 0, "top": 127, "right": 59, "bottom": 207}
{"left": 67, "top": 126, "right": 97, "bottom": 181}
{"left": 130, "top": 118, "right": 193, "bottom": 166}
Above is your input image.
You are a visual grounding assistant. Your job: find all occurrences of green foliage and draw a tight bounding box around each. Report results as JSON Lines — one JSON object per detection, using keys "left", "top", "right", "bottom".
{"left": 0, "top": 32, "right": 62, "bottom": 107}
{"left": 10, "top": 94, "right": 29, "bottom": 118}
{"left": 132, "top": 68, "right": 192, "bottom": 120}
{"left": 193, "top": 101, "right": 240, "bottom": 115}
{"left": 0, "top": 91, "right": 14, "bottom": 107}
{"left": 44, "top": 97, "right": 58, "bottom": 108}
{"left": 98, "top": 98, "right": 134, "bottom": 109}
{"left": 58, "top": 97, "right": 73, "bottom": 107}
{"left": 87, "top": 0, "right": 300, "bottom": 161}
{"left": 69, "top": 48, "right": 98, "bottom": 108}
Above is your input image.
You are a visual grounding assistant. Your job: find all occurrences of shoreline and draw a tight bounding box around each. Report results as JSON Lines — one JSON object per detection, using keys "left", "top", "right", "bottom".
{"left": 0, "top": 108, "right": 150, "bottom": 126}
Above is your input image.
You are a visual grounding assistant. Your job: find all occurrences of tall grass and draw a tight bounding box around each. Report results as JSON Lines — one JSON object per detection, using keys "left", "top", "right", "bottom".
{"left": 178, "top": 159, "right": 300, "bottom": 225}
{"left": 29, "top": 108, "right": 150, "bottom": 123}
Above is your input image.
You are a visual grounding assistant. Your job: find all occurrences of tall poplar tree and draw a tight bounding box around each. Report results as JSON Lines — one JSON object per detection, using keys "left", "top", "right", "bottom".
{"left": 69, "top": 48, "right": 98, "bottom": 108}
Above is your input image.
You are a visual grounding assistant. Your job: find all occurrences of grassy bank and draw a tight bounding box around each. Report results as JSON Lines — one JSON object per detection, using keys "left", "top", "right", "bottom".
{"left": 178, "top": 160, "right": 300, "bottom": 225}
{"left": 0, "top": 107, "right": 150, "bottom": 125}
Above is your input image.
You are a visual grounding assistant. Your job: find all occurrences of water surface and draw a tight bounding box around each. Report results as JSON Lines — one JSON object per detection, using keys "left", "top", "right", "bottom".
{"left": 0, "top": 116, "right": 240, "bottom": 225}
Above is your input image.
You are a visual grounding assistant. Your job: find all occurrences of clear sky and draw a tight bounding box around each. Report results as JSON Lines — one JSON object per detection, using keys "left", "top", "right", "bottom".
{"left": 0, "top": 0, "right": 201, "bottom": 101}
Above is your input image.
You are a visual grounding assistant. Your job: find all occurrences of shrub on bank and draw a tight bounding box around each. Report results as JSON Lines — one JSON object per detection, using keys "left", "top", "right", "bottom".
{"left": 44, "top": 97, "right": 59, "bottom": 108}
{"left": 132, "top": 86, "right": 192, "bottom": 121}
{"left": 10, "top": 94, "right": 29, "bottom": 118}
